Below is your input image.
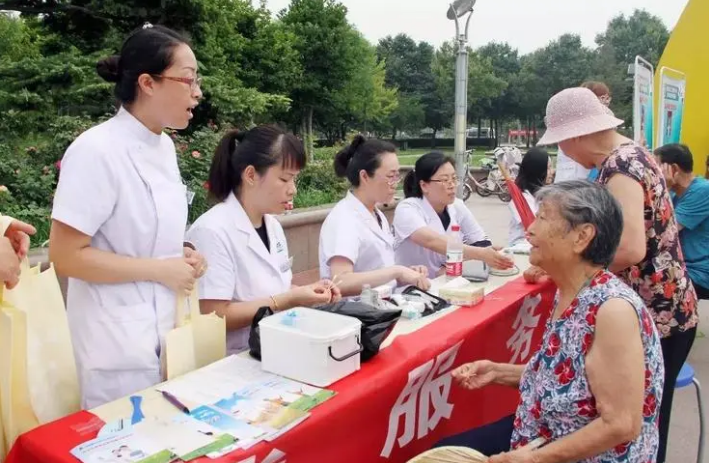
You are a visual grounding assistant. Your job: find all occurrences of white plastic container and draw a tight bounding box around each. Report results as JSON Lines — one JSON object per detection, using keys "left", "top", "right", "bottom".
{"left": 259, "top": 308, "right": 363, "bottom": 387}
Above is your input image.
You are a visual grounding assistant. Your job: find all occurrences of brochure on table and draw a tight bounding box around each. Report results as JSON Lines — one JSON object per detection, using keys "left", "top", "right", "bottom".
{"left": 71, "top": 356, "right": 335, "bottom": 463}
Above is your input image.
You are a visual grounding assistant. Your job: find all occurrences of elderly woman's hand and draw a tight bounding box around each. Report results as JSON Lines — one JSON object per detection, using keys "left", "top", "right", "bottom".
{"left": 523, "top": 265, "right": 549, "bottom": 284}
{"left": 452, "top": 360, "right": 497, "bottom": 390}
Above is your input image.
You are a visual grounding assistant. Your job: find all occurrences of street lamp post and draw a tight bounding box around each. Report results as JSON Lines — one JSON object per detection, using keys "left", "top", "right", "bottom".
{"left": 447, "top": 0, "right": 476, "bottom": 198}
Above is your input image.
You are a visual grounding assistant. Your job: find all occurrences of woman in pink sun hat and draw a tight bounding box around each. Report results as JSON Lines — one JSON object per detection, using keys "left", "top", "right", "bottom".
{"left": 536, "top": 87, "right": 698, "bottom": 463}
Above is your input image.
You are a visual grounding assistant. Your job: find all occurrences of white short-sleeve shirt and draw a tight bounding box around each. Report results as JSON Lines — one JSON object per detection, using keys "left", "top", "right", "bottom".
{"left": 508, "top": 190, "right": 538, "bottom": 246}
{"left": 186, "top": 193, "right": 292, "bottom": 354}
{"left": 319, "top": 191, "right": 396, "bottom": 282}
{"left": 393, "top": 197, "right": 488, "bottom": 277}
{"left": 554, "top": 148, "right": 590, "bottom": 183}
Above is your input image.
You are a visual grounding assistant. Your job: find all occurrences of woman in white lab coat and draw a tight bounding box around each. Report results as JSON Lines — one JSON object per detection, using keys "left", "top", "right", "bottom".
{"left": 319, "top": 136, "right": 430, "bottom": 297}
{"left": 186, "top": 126, "right": 341, "bottom": 354}
{"left": 394, "top": 152, "right": 514, "bottom": 278}
{"left": 49, "top": 25, "right": 206, "bottom": 409}
{"left": 507, "top": 148, "right": 549, "bottom": 246}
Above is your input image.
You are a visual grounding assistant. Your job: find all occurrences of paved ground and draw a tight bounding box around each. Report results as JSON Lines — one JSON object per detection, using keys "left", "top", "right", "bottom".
{"left": 466, "top": 193, "right": 707, "bottom": 462}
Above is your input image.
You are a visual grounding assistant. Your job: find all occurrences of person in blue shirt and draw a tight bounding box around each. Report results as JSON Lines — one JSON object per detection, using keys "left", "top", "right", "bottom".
{"left": 655, "top": 143, "right": 709, "bottom": 299}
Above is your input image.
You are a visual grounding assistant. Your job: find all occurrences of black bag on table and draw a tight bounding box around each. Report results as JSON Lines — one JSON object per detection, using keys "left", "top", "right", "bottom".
{"left": 248, "top": 306, "right": 273, "bottom": 361}
{"left": 314, "top": 301, "right": 401, "bottom": 361}
{"left": 248, "top": 302, "right": 402, "bottom": 362}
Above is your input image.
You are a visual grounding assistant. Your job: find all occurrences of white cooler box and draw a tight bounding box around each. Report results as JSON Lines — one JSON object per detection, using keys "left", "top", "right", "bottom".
{"left": 259, "top": 307, "right": 363, "bottom": 387}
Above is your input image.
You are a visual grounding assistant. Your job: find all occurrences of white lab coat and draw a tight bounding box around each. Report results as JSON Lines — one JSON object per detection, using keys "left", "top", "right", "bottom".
{"left": 186, "top": 193, "right": 291, "bottom": 354}
{"left": 319, "top": 191, "right": 396, "bottom": 283}
{"left": 508, "top": 190, "right": 538, "bottom": 246}
{"left": 52, "top": 107, "right": 187, "bottom": 409}
{"left": 393, "top": 197, "right": 488, "bottom": 278}
{"left": 554, "top": 148, "right": 590, "bottom": 183}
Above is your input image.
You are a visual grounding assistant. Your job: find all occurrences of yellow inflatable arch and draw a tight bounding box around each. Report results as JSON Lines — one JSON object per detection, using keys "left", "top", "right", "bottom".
{"left": 656, "top": 0, "right": 709, "bottom": 175}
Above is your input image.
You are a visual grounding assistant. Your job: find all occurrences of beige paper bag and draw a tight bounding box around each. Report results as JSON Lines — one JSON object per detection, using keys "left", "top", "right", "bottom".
{"left": 0, "top": 299, "right": 39, "bottom": 452}
{"left": 164, "top": 289, "right": 226, "bottom": 380}
{"left": 2, "top": 262, "right": 80, "bottom": 424}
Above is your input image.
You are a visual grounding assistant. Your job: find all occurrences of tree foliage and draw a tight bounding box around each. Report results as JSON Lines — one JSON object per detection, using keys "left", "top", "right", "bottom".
{"left": 0, "top": 3, "right": 673, "bottom": 241}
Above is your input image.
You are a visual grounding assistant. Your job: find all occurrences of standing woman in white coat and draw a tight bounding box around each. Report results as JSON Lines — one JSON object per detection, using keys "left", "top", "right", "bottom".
{"left": 186, "top": 126, "right": 341, "bottom": 354}
{"left": 49, "top": 25, "right": 206, "bottom": 409}
{"left": 394, "top": 152, "right": 514, "bottom": 278}
{"left": 319, "top": 136, "right": 430, "bottom": 297}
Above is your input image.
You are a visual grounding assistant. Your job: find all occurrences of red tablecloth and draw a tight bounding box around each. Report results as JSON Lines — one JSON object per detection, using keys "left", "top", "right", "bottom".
{"left": 7, "top": 278, "right": 555, "bottom": 463}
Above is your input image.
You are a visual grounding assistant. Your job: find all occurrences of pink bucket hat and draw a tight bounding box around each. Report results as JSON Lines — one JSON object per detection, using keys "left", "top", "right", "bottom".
{"left": 537, "top": 87, "right": 624, "bottom": 145}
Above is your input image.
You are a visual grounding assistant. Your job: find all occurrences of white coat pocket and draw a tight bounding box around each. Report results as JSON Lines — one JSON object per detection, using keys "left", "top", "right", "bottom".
{"left": 77, "top": 302, "right": 161, "bottom": 408}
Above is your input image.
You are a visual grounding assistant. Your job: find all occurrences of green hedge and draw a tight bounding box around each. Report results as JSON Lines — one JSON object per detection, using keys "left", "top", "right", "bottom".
{"left": 0, "top": 121, "right": 348, "bottom": 245}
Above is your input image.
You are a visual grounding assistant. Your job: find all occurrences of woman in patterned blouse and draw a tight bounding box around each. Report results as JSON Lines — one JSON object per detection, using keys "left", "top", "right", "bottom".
{"left": 533, "top": 87, "right": 697, "bottom": 463}
{"left": 453, "top": 181, "right": 664, "bottom": 463}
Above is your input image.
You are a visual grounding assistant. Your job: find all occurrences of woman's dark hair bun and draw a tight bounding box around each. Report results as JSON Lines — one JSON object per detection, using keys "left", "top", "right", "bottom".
{"left": 350, "top": 134, "right": 366, "bottom": 152}
{"left": 96, "top": 55, "right": 121, "bottom": 83}
{"left": 234, "top": 130, "right": 247, "bottom": 143}
{"left": 334, "top": 135, "right": 366, "bottom": 178}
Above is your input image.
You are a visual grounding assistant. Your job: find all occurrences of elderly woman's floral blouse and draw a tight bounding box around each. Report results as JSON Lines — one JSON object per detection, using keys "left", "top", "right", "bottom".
{"left": 511, "top": 271, "right": 664, "bottom": 462}
{"left": 597, "top": 142, "right": 698, "bottom": 338}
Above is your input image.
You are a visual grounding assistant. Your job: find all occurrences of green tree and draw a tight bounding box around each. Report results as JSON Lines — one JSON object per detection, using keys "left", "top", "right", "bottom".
{"left": 477, "top": 42, "right": 520, "bottom": 140}
{"left": 317, "top": 33, "right": 397, "bottom": 140}
{"left": 280, "top": 0, "right": 360, "bottom": 157}
{"left": 425, "top": 41, "right": 506, "bottom": 143}
{"left": 595, "top": 9, "right": 670, "bottom": 68}
{"left": 592, "top": 9, "right": 670, "bottom": 128}
{"left": 0, "top": 12, "right": 40, "bottom": 62}
{"left": 376, "top": 34, "right": 434, "bottom": 138}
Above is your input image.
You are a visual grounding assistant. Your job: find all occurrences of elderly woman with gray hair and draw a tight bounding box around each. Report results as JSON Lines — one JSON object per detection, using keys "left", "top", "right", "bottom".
{"left": 535, "top": 87, "right": 697, "bottom": 463}
{"left": 453, "top": 181, "right": 664, "bottom": 463}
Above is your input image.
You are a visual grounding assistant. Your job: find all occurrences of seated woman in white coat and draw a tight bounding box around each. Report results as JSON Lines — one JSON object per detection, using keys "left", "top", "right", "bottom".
{"left": 187, "top": 126, "right": 341, "bottom": 354}
{"left": 49, "top": 25, "right": 206, "bottom": 409}
{"left": 319, "top": 136, "right": 430, "bottom": 297}
{"left": 508, "top": 148, "right": 549, "bottom": 247}
{"left": 394, "top": 152, "right": 514, "bottom": 278}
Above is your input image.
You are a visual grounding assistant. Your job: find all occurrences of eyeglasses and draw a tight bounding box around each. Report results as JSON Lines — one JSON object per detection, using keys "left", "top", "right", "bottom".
{"left": 429, "top": 176, "right": 459, "bottom": 186}
{"left": 152, "top": 74, "right": 203, "bottom": 91}
{"left": 385, "top": 174, "right": 401, "bottom": 186}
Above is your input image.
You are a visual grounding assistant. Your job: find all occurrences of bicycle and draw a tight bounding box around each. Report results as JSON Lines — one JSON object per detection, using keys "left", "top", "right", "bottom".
{"left": 462, "top": 150, "right": 513, "bottom": 202}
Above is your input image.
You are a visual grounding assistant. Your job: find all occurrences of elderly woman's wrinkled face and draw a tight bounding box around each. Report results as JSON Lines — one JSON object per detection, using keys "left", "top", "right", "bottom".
{"left": 526, "top": 199, "right": 593, "bottom": 269}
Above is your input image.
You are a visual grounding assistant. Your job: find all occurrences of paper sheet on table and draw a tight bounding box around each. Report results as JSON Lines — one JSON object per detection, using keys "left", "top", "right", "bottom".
{"left": 135, "top": 413, "right": 235, "bottom": 460}
{"left": 160, "top": 356, "right": 326, "bottom": 407}
{"left": 189, "top": 406, "right": 266, "bottom": 442}
{"left": 70, "top": 428, "right": 173, "bottom": 463}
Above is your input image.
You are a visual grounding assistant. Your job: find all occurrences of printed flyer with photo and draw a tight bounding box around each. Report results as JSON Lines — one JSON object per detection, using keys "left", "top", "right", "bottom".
{"left": 70, "top": 429, "right": 172, "bottom": 463}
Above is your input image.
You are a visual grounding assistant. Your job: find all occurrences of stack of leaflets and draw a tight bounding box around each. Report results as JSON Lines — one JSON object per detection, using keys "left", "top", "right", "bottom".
{"left": 71, "top": 356, "right": 336, "bottom": 463}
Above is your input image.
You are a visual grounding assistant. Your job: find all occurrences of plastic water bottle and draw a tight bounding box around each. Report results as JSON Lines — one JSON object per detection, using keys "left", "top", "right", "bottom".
{"left": 360, "top": 284, "right": 374, "bottom": 306}
{"left": 446, "top": 224, "right": 463, "bottom": 280}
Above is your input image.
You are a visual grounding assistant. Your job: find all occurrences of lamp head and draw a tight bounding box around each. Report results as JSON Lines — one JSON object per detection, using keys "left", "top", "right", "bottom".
{"left": 447, "top": 0, "right": 476, "bottom": 19}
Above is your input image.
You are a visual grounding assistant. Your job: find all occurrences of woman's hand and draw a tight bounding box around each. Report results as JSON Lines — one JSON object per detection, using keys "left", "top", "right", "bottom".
{"left": 452, "top": 360, "right": 497, "bottom": 390}
{"left": 157, "top": 257, "right": 197, "bottom": 294}
{"left": 184, "top": 246, "right": 208, "bottom": 278}
{"left": 288, "top": 281, "right": 336, "bottom": 308}
{"left": 488, "top": 447, "right": 537, "bottom": 463}
{"left": 317, "top": 279, "right": 342, "bottom": 304}
{"left": 483, "top": 247, "right": 515, "bottom": 270}
{"left": 397, "top": 265, "right": 430, "bottom": 291}
{"left": 5, "top": 219, "right": 36, "bottom": 260}
{"left": 523, "top": 265, "right": 549, "bottom": 284}
{"left": 0, "top": 237, "right": 21, "bottom": 289}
